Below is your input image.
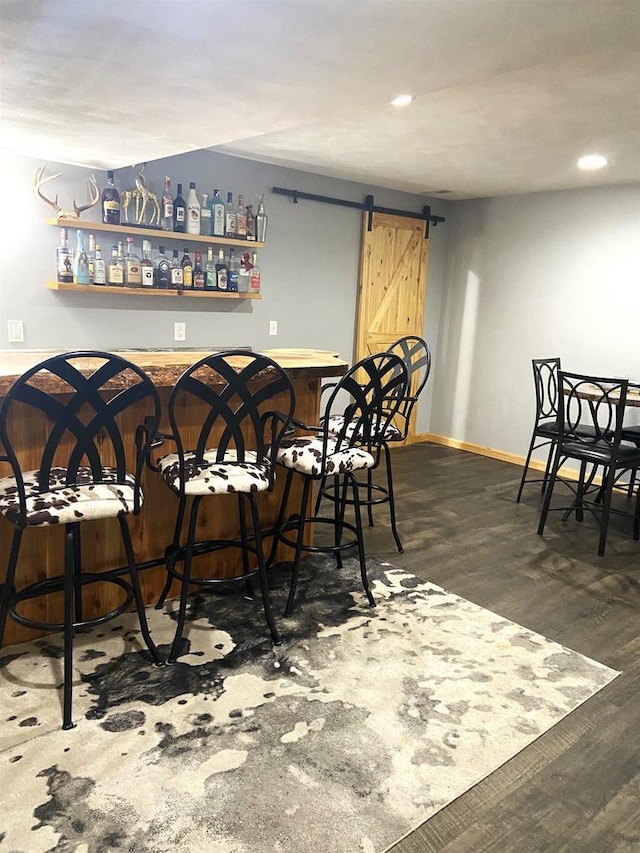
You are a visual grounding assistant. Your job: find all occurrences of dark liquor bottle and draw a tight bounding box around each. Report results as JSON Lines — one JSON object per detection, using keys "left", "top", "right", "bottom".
{"left": 181, "top": 247, "right": 193, "bottom": 289}
{"left": 215, "top": 248, "right": 228, "bottom": 291}
{"left": 193, "top": 250, "right": 205, "bottom": 289}
{"left": 227, "top": 247, "right": 239, "bottom": 292}
{"left": 225, "top": 192, "right": 237, "bottom": 238}
{"left": 173, "top": 183, "right": 187, "bottom": 233}
{"left": 101, "top": 170, "right": 121, "bottom": 225}
{"left": 170, "top": 249, "right": 183, "bottom": 289}
{"left": 211, "top": 189, "right": 225, "bottom": 237}
{"left": 161, "top": 177, "right": 174, "bottom": 231}
{"left": 246, "top": 204, "right": 256, "bottom": 241}
{"left": 57, "top": 227, "right": 73, "bottom": 282}
{"left": 236, "top": 194, "right": 247, "bottom": 239}
{"left": 156, "top": 245, "right": 171, "bottom": 289}
{"left": 205, "top": 247, "right": 217, "bottom": 290}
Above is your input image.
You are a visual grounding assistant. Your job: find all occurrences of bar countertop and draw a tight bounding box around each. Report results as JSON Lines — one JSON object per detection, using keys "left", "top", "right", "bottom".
{"left": 0, "top": 348, "right": 348, "bottom": 395}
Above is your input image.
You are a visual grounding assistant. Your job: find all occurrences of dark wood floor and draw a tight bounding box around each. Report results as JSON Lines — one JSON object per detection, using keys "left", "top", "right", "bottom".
{"left": 358, "top": 442, "right": 639, "bottom": 853}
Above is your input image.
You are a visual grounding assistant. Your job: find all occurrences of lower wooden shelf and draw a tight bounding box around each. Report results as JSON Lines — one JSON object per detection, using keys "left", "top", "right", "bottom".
{"left": 47, "top": 282, "right": 261, "bottom": 299}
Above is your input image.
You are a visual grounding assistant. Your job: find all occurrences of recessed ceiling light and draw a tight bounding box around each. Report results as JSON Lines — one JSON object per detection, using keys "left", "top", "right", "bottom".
{"left": 391, "top": 94, "right": 414, "bottom": 107}
{"left": 577, "top": 154, "right": 608, "bottom": 170}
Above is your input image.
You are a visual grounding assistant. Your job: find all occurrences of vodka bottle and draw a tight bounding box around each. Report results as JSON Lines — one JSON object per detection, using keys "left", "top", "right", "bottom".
{"left": 72, "top": 229, "right": 91, "bottom": 284}
{"left": 181, "top": 247, "right": 193, "bottom": 289}
{"left": 249, "top": 251, "right": 261, "bottom": 294}
{"left": 255, "top": 194, "right": 267, "bottom": 242}
{"left": 140, "top": 239, "right": 155, "bottom": 287}
{"left": 107, "top": 244, "right": 124, "bottom": 286}
{"left": 193, "top": 250, "right": 205, "bottom": 289}
{"left": 227, "top": 248, "right": 239, "bottom": 292}
{"left": 156, "top": 245, "right": 171, "bottom": 289}
{"left": 161, "top": 177, "right": 174, "bottom": 231}
{"left": 124, "top": 237, "right": 142, "bottom": 287}
{"left": 57, "top": 227, "right": 73, "bottom": 283}
{"left": 236, "top": 194, "right": 247, "bottom": 239}
{"left": 93, "top": 244, "right": 106, "bottom": 285}
{"left": 173, "top": 183, "right": 186, "bottom": 232}
{"left": 101, "top": 170, "right": 120, "bottom": 225}
{"left": 186, "top": 182, "right": 201, "bottom": 234}
{"left": 211, "top": 189, "right": 225, "bottom": 237}
{"left": 200, "top": 193, "right": 212, "bottom": 236}
{"left": 205, "top": 247, "right": 217, "bottom": 290}
{"left": 170, "top": 249, "right": 183, "bottom": 289}
{"left": 225, "top": 192, "right": 237, "bottom": 238}
{"left": 215, "top": 248, "right": 228, "bottom": 291}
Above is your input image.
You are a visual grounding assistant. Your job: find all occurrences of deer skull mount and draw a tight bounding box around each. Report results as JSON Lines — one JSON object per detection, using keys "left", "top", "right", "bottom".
{"left": 34, "top": 163, "right": 100, "bottom": 219}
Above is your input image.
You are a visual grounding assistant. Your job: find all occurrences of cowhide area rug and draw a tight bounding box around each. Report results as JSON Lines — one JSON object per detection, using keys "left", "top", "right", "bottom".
{"left": 0, "top": 556, "right": 617, "bottom": 853}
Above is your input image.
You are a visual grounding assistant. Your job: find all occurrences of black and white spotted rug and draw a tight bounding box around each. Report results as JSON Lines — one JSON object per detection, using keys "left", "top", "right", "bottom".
{"left": 0, "top": 556, "right": 617, "bottom": 853}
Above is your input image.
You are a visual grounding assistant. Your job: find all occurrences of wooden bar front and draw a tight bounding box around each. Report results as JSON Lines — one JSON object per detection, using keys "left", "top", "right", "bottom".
{"left": 0, "top": 348, "right": 348, "bottom": 645}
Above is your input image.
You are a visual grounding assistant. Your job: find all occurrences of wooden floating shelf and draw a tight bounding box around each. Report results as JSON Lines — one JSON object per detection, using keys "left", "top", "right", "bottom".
{"left": 47, "top": 218, "right": 266, "bottom": 249}
{"left": 47, "top": 282, "right": 261, "bottom": 300}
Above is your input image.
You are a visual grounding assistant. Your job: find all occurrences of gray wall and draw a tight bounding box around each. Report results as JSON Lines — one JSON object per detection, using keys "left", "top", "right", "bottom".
{"left": 0, "top": 150, "right": 449, "bottom": 434}
{"left": 431, "top": 183, "right": 640, "bottom": 462}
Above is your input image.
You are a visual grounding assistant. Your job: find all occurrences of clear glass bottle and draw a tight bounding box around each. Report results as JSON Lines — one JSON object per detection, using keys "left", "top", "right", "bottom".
{"left": 140, "top": 239, "right": 155, "bottom": 287}
{"left": 211, "top": 189, "right": 225, "bottom": 237}
{"left": 161, "top": 177, "right": 174, "bottom": 231}
{"left": 107, "top": 244, "right": 124, "bottom": 286}
{"left": 156, "top": 245, "right": 171, "bottom": 289}
{"left": 255, "top": 194, "right": 267, "bottom": 242}
{"left": 200, "top": 193, "right": 211, "bottom": 236}
{"left": 72, "top": 230, "right": 91, "bottom": 284}
{"left": 124, "top": 237, "right": 142, "bottom": 288}
{"left": 186, "top": 182, "right": 201, "bottom": 235}
{"left": 227, "top": 247, "right": 239, "bottom": 292}
{"left": 173, "top": 182, "right": 187, "bottom": 232}
{"left": 249, "top": 251, "right": 261, "bottom": 294}
{"left": 225, "top": 191, "right": 237, "bottom": 238}
{"left": 57, "top": 227, "right": 73, "bottom": 283}
{"left": 87, "top": 233, "right": 96, "bottom": 283}
{"left": 93, "top": 244, "right": 106, "bottom": 285}
{"left": 238, "top": 252, "right": 250, "bottom": 292}
{"left": 181, "top": 247, "right": 193, "bottom": 289}
{"left": 205, "top": 246, "right": 217, "bottom": 290}
{"left": 193, "top": 250, "right": 205, "bottom": 289}
{"left": 101, "top": 170, "right": 120, "bottom": 225}
{"left": 236, "top": 194, "right": 247, "bottom": 239}
{"left": 170, "top": 249, "right": 183, "bottom": 289}
{"left": 246, "top": 204, "right": 255, "bottom": 241}
{"left": 215, "top": 248, "right": 228, "bottom": 291}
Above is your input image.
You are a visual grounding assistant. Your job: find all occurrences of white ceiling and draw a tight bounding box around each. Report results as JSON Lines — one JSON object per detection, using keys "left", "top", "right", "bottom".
{"left": 1, "top": 0, "right": 639, "bottom": 200}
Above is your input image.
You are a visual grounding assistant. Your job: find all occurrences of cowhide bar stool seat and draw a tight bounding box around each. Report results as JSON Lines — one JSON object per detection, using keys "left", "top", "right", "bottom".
{"left": 0, "top": 352, "right": 163, "bottom": 730}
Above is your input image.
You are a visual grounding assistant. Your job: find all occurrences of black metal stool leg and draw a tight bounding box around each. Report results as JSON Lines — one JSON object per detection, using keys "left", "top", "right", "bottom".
{"left": 349, "top": 471, "right": 375, "bottom": 607}
{"left": 383, "top": 442, "right": 404, "bottom": 553}
{"left": 246, "top": 493, "right": 280, "bottom": 644}
{"left": 267, "top": 467, "right": 294, "bottom": 568}
{"left": 168, "top": 496, "right": 201, "bottom": 663}
{"left": 314, "top": 474, "right": 327, "bottom": 517}
{"left": 285, "top": 476, "right": 312, "bottom": 617}
{"left": 0, "top": 528, "right": 23, "bottom": 647}
{"left": 72, "top": 524, "right": 83, "bottom": 625}
{"left": 366, "top": 468, "right": 375, "bottom": 527}
{"left": 156, "top": 494, "right": 186, "bottom": 610}
{"left": 237, "top": 493, "right": 255, "bottom": 598}
{"left": 334, "top": 474, "right": 347, "bottom": 569}
{"left": 62, "top": 525, "right": 76, "bottom": 730}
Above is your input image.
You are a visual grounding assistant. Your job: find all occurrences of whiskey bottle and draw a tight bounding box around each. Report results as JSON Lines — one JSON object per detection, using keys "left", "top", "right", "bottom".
{"left": 57, "top": 227, "right": 73, "bottom": 283}
{"left": 249, "top": 251, "right": 261, "bottom": 294}
{"left": 227, "top": 248, "right": 239, "bottom": 292}
{"left": 170, "top": 249, "right": 183, "bottom": 289}
{"left": 215, "top": 248, "right": 228, "bottom": 291}
{"left": 156, "top": 245, "right": 171, "bottom": 289}
{"left": 161, "top": 177, "right": 174, "bottom": 231}
{"left": 124, "top": 237, "right": 142, "bottom": 288}
{"left": 93, "top": 245, "right": 106, "bottom": 285}
{"left": 225, "top": 192, "right": 237, "bottom": 238}
{"left": 102, "top": 170, "right": 121, "bottom": 225}
{"left": 173, "top": 183, "right": 187, "bottom": 232}
{"left": 211, "top": 190, "right": 225, "bottom": 237}
{"left": 87, "top": 233, "right": 96, "bottom": 283}
{"left": 107, "top": 244, "right": 124, "bottom": 286}
{"left": 72, "top": 229, "right": 91, "bottom": 284}
{"left": 193, "top": 250, "right": 205, "bottom": 289}
{"left": 181, "top": 247, "right": 193, "bottom": 289}
{"left": 255, "top": 194, "right": 267, "bottom": 242}
{"left": 140, "top": 240, "right": 155, "bottom": 287}
{"left": 205, "top": 247, "right": 217, "bottom": 290}
{"left": 246, "top": 204, "right": 256, "bottom": 241}
{"left": 186, "top": 182, "right": 201, "bottom": 235}
{"left": 200, "top": 193, "right": 212, "bottom": 236}
{"left": 236, "top": 194, "right": 247, "bottom": 239}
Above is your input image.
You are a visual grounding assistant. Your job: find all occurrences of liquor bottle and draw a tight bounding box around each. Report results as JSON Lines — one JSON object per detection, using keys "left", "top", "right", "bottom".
{"left": 87, "top": 233, "right": 96, "bottom": 283}
{"left": 246, "top": 204, "right": 256, "bottom": 241}
{"left": 186, "top": 182, "right": 201, "bottom": 235}
{"left": 156, "top": 245, "right": 171, "bottom": 289}
{"left": 72, "top": 230, "right": 91, "bottom": 284}
{"left": 181, "top": 247, "right": 193, "bottom": 289}
{"left": 101, "top": 170, "right": 120, "bottom": 225}
{"left": 200, "top": 193, "right": 211, "bottom": 236}
{"left": 225, "top": 192, "right": 237, "bottom": 238}
{"left": 140, "top": 239, "right": 155, "bottom": 287}
{"left": 215, "top": 248, "right": 228, "bottom": 291}
{"left": 236, "top": 194, "right": 247, "bottom": 239}
{"left": 107, "top": 244, "right": 124, "bottom": 286}
{"left": 255, "top": 194, "right": 267, "bottom": 242}
{"left": 117, "top": 240, "right": 125, "bottom": 266}
{"left": 211, "top": 189, "right": 225, "bottom": 237}
{"left": 93, "top": 244, "right": 106, "bottom": 285}
{"left": 170, "top": 249, "right": 183, "bottom": 289}
{"left": 227, "top": 247, "right": 239, "bottom": 292}
{"left": 249, "top": 251, "right": 261, "bottom": 294}
{"left": 193, "top": 250, "right": 205, "bottom": 289}
{"left": 205, "top": 247, "right": 217, "bottom": 290}
{"left": 57, "top": 227, "right": 73, "bottom": 283}
{"left": 161, "top": 177, "right": 174, "bottom": 231}
{"left": 124, "top": 237, "right": 142, "bottom": 287}
{"left": 173, "top": 182, "right": 187, "bottom": 232}
{"left": 238, "top": 252, "right": 251, "bottom": 292}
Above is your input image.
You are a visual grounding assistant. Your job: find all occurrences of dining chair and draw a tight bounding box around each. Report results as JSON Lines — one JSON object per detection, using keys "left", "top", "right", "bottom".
{"left": 537, "top": 371, "right": 640, "bottom": 556}
{"left": 269, "top": 352, "right": 408, "bottom": 616}
{"left": 516, "top": 357, "right": 562, "bottom": 502}
{"left": 0, "top": 351, "right": 163, "bottom": 729}
{"left": 152, "top": 351, "right": 295, "bottom": 661}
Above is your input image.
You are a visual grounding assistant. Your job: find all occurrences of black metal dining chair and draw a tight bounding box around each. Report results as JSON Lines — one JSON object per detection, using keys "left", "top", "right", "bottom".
{"left": 0, "top": 351, "right": 163, "bottom": 729}
{"left": 269, "top": 352, "right": 408, "bottom": 616}
{"left": 537, "top": 372, "right": 640, "bottom": 556}
{"left": 517, "top": 357, "right": 562, "bottom": 502}
{"left": 153, "top": 351, "right": 295, "bottom": 661}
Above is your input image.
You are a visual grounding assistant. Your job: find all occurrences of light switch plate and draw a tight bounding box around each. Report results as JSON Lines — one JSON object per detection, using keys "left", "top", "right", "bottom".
{"left": 269, "top": 320, "right": 278, "bottom": 336}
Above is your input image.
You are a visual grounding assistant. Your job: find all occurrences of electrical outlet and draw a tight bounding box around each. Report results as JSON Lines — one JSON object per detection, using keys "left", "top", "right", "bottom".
{"left": 269, "top": 320, "right": 278, "bottom": 336}
{"left": 174, "top": 322, "right": 186, "bottom": 342}
{"left": 8, "top": 320, "right": 24, "bottom": 343}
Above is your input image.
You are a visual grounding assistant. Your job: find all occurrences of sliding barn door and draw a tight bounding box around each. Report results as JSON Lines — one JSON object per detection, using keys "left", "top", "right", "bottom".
{"left": 355, "top": 212, "right": 429, "bottom": 444}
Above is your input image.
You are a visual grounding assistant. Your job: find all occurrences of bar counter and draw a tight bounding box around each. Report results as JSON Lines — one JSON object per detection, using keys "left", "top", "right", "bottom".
{"left": 0, "top": 347, "right": 349, "bottom": 645}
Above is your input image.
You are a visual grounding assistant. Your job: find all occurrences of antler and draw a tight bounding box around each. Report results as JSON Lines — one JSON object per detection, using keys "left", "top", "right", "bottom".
{"left": 34, "top": 163, "right": 101, "bottom": 219}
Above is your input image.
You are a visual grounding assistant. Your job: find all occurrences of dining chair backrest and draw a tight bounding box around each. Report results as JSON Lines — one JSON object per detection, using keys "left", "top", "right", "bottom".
{"left": 560, "top": 371, "right": 628, "bottom": 451}
{"left": 532, "top": 357, "right": 562, "bottom": 426}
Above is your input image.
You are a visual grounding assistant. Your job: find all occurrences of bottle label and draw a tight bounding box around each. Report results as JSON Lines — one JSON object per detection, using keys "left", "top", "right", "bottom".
{"left": 126, "top": 263, "right": 142, "bottom": 286}
{"left": 183, "top": 267, "right": 193, "bottom": 287}
{"left": 237, "top": 213, "right": 247, "bottom": 236}
{"left": 57, "top": 249, "right": 73, "bottom": 282}
{"left": 217, "top": 269, "right": 228, "bottom": 290}
{"left": 194, "top": 272, "right": 205, "bottom": 289}
{"left": 103, "top": 201, "right": 120, "bottom": 212}
{"left": 93, "top": 260, "right": 106, "bottom": 285}
{"left": 171, "top": 268, "right": 183, "bottom": 287}
{"left": 213, "top": 207, "right": 225, "bottom": 236}
{"left": 163, "top": 201, "right": 174, "bottom": 218}
{"left": 108, "top": 264, "right": 123, "bottom": 284}
{"left": 176, "top": 208, "right": 185, "bottom": 222}
{"left": 141, "top": 266, "right": 154, "bottom": 287}
{"left": 249, "top": 273, "right": 261, "bottom": 293}
{"left": 205, "top": 270, "right": 217, "bottom": 289}
{"left": 226, "top": 212, "right": 237, "bottom": 234}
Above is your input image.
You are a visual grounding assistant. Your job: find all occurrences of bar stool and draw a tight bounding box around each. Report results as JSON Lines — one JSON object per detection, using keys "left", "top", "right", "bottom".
{"left": 270, "top": 352, "right": 407, "bottom": 616}
{"left": 0, "top": 351, "right": 163, "bottom": 729}
{"left": 152, "top": 351, "right": 295, "bottom": 662}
